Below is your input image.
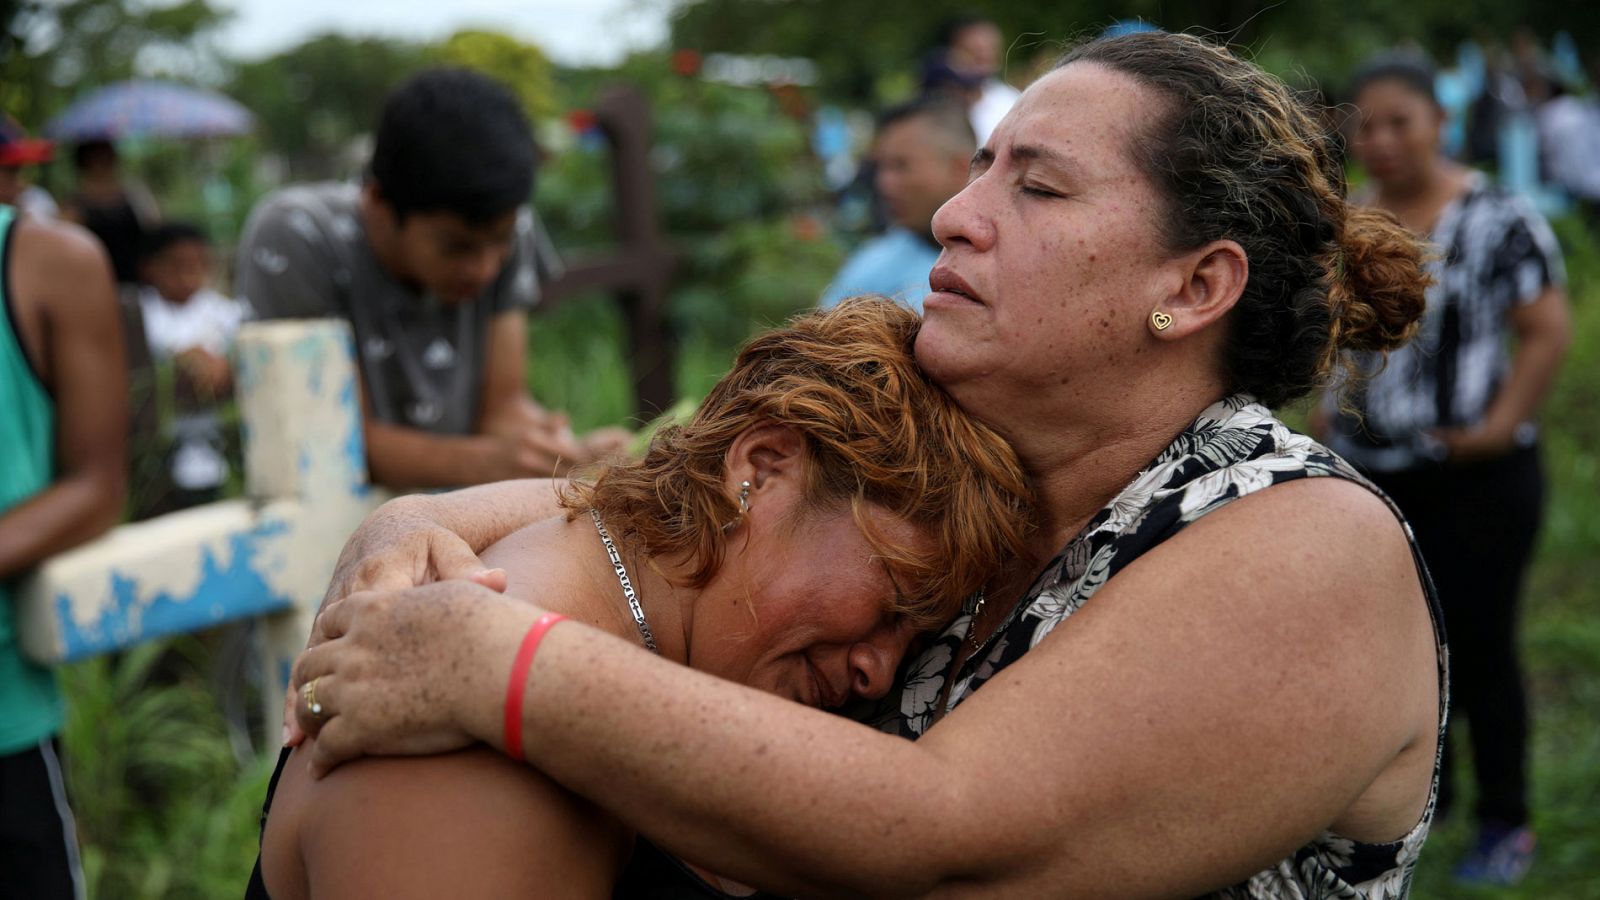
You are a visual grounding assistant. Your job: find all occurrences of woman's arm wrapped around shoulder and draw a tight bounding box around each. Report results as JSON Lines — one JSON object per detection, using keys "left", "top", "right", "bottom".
{"left": 291, "top": 478, "right": 1439, "bottom": 898}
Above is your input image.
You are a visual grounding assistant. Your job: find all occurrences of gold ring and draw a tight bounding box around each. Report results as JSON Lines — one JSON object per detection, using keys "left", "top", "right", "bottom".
{"left": 305, "top": 677, "right": 324, "bottom": 718}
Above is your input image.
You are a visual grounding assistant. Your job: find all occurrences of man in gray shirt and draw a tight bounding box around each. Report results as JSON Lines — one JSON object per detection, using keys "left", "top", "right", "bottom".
{"left": 237, "top": 68, "right": 627, "bottom": 489}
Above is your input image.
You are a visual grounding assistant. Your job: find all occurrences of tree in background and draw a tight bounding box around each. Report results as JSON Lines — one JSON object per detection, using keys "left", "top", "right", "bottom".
{"left": 536, "top": 50, "right": 840, "bottom": 355}
{"left": 226, "top": 34, "right": 429, "bottom": 182}
{"left": 666, "top": 0, "right": 1600, "bottom": 104}
{"left": 1, "top": 0, "right": 231, "bottom": 127}
{"left": 225, "top": 29, "right": 557, "bottom": 183}
{"left": 431, "top": 29, "right": 559, "bottom": 121}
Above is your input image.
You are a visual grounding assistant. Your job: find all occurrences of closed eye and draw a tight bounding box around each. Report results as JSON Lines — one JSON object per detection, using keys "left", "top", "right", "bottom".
{"left": 1021, "top": 184, "right": 1064, "bottom": 199}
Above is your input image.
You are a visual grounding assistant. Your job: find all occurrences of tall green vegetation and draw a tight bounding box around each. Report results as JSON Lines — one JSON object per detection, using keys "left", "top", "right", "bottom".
{"left": 60, "top": 637, "right": 275, "bottom": 898}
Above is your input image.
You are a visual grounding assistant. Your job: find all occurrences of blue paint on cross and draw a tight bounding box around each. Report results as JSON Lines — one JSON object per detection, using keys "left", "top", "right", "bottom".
{"left": 52, "top": 520, "right": 296, "bottom": 661}
{"left": 292, "top": 335, "right": 325, "bottom": 396}
{"left": 338, "top": 374, "right": 368, "bottom": 497}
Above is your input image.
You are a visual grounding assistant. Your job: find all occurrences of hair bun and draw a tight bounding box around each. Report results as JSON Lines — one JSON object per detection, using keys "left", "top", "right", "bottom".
{"left": 1326, "top": 205, "right": 1430, "bottom": 354}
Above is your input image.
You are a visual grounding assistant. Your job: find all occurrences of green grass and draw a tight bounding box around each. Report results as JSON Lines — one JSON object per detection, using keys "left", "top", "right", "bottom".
{"left": 57, "top": 217, "right": 1600, "bottom": 896}
{"left": 58, "top": 637, "right": 277, "bottom": 899}
{"left": 523, "top": 290, "right": 772, "bottom": 433}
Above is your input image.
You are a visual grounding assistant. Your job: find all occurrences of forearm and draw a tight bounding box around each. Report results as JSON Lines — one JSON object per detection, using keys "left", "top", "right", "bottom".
{"left": 364, "top": 420, "right": 501, "bottom": 490}
{"left": 0, "top": 471, "right": 124, "bottom": 579}
{"left": 1481, "top": 329, "right": 1569, "bottom": 439}
{"left": 312, "top": 479, "right": 564, "bottom": 619}
{"left": 496, "top": 621, "right": 978, "bottom": 896}
{"left": 397, "top": 479, "right": 568, "bottom": 553}
{"left": 480, "top": 389, "right": 546, "bottom": 434}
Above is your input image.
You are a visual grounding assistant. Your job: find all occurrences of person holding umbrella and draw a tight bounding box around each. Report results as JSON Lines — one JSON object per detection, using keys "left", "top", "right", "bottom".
{"left": 47, "top": 78, "right": 259, "bottom": 285}
{"left": 61, "top": 138, "right": 160, "bottom": 285}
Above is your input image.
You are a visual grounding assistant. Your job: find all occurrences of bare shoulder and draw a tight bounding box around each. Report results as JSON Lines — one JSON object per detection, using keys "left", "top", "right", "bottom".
{"left": 9, "top": 216, "right": 116, "bottom": 315}
{"left": 1185, "top": 475, "right": 1418, "bottom": 603}
{"left": 5, "top": 216, "right": 118, "bottom": 383}
{"left": 1180, "top": 476, "right": 1441, "bottom": 839}
{"left": 1140, "top": 474, "right": 1430, "bottom": 660}
{"left": 480, "top": 516, "right": 561, "bottom": 561}
{"left": 1202, "top": 475, "right": 1412, "bottom": 550}
{"left": 10, "top": 215, "right": 112, "bottom": 274}
{"left": 264, "top": 742, "right": 630, "bottom": 900}
{"left": 480, "top": 514, "right": 581, "bottom": 605}
{"left": 1132, "top": 472, "right": 1438, "bottom": 761}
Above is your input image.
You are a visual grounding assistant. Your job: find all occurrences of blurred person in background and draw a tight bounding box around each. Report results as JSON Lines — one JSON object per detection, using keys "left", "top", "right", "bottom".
{"left": 61, "top": 138, "right": 159, "bottom": 285}
{"left": 0, "top": 118, "right": 59, "bottom": 219}
{"left": 940, "top": 14, "right": 1021, "bottom": 145}
{"left": 0, "top": 201, "right": 127, "bottom": 899}
{"left": 1537, "top": 66, "right": 1600, "bottom": 223}
{"left": 1509, "top": 27, "right": 1558, "bottom": 108}
{"left": 138, "top": 221, "right": 244, "bottom": 508}
{"left": 237, "top": 68, "right": 629, "bottom": 491}
{"left": 1319, "top": 52, "right": 1572, "bottom": 887}
{"left": 820, "top": 99, "right": 974, "bottom": 312}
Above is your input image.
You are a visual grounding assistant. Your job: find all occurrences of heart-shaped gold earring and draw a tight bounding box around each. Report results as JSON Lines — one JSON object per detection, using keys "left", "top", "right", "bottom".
{"left": 1151, "top": 310, "right": 1174, "bottom": 331}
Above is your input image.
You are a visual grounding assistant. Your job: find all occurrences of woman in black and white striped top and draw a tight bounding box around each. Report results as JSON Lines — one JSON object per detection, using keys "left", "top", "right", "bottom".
{"left": 1321, "top": 52, "right": 1573, "bottom": 887}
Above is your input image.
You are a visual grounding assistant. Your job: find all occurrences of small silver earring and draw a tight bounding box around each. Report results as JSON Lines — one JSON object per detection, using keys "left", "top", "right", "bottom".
{"left": 724, "top": 481, "right": 752, "bottom": 534}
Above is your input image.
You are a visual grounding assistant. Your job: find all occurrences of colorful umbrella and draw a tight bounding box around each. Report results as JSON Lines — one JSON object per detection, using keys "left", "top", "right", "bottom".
{"left": 45, "top": 79, "right": 254, "bottom": 142}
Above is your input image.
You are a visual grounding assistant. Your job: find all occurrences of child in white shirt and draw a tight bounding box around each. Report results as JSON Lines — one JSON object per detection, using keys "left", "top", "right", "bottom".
{"left": 137, "top": 222, "right": 243, "bottom": 500}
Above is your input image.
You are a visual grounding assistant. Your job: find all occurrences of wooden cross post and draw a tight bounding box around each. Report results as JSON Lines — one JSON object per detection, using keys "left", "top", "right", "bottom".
{"left": 544, "top": 86, "right": 678, "bottom": 417}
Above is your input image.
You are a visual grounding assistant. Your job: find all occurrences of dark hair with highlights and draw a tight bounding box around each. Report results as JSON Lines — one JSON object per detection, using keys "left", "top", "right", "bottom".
{"left": 565, "top": 298, "right": 1035, "bottom": 628}
{"left": 1059, "top": 32, "right": 1430, "bottom": 406}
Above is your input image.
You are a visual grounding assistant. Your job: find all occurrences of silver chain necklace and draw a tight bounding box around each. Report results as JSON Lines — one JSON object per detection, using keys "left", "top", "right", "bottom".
{"left": 966, "top": 590, "right": 988, "bottom": 654}
{"left": 590, "top": 509, "right": 660, "bottom": 654}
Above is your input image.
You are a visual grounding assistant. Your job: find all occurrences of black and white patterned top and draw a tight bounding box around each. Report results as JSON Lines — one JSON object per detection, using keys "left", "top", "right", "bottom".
{"left": 866, "top": 395, "right": 1449, "bottom": 899}
{"left": 1324, "top": 173, "right": 1565, "bottom": 472}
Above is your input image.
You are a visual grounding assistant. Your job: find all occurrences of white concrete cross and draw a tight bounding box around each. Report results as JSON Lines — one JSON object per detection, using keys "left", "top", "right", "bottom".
{"left": 15, "top": 319, "right": 387, "bottom": 731}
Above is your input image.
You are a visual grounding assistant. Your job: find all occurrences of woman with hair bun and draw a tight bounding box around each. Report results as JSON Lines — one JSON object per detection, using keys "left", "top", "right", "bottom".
{"left": 286, "top": 32, "right": 1447, "bottom": 898}
{"left": 1319, "top": 52, "right": 1572, "bottom": 887}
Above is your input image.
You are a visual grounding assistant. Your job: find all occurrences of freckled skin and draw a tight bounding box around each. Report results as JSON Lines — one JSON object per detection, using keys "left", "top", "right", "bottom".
{"left": 915, "top": 64, "right": 1192, "bottom": 423}
{"left": 684, "top": 504, "right": 926, "bottom": 707}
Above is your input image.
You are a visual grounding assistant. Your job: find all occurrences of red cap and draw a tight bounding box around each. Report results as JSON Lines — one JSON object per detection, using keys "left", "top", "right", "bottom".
{"left": 0, "top": 117, "right": 54, "bottom": 167}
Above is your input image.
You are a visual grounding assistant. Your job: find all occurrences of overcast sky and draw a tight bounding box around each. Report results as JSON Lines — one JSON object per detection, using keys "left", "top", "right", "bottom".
{"left": 212, "top": 0, "right": 674, "bottom": 66}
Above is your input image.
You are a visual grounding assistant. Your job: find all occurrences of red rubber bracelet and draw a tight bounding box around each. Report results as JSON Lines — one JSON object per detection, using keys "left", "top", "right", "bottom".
{"left": 504, "top": 613, "right": 566, "bottom": 760}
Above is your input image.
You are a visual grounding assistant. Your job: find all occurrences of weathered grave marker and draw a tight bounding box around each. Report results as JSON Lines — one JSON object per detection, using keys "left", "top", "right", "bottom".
{"left": 17, "top": 319, "right": 385, "bottom": 731}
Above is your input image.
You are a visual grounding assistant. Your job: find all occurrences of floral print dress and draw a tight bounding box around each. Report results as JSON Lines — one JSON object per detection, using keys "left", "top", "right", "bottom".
{"left": 869, "top": 396, "right": 1449, "bottom": 899}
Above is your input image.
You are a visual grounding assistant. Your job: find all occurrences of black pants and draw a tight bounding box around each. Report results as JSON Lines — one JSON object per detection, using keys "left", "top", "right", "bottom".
{"left": 0, "top": 738, "right": 84, "bottom": 899}
{"left": 1368, "top": 445, "right": 1544, "bottom": 827}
